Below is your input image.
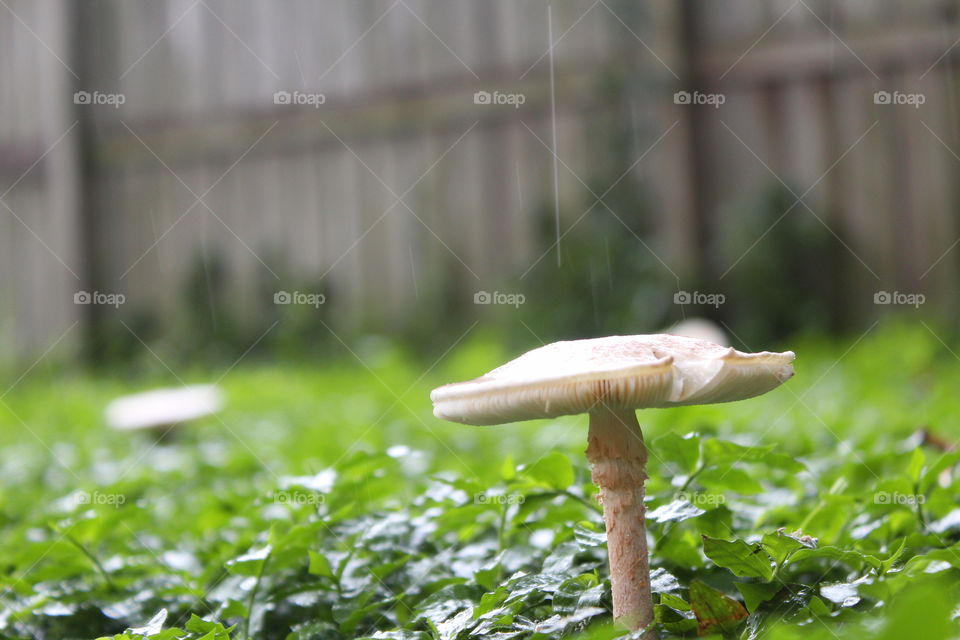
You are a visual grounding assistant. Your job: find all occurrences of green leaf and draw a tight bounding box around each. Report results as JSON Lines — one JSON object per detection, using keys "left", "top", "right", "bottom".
{"left": 791, "top": 545, "right": 883, "bottom": 571}
{"left": 573, "top": 523, "right": 606, "bottom": 548}
{"left": 698, "top": 467, "right": 764, "bottom": 495}
{"left": 688, "top": 579, "right": 748, "bottom": 635}
{"left": 761, "top": 530, "right": 807, "bottom": 566}
{"left": 308, "top": 550, "right": 333, "bottom": 577}
{"left": 766, "top": 452, "right": 806, "bottom": 473}
{"left": 735, "top": 582, "right": 781, "bottom": 612}
{"left": 660, "top": 529, "right": 707, "bottom": 568}
{"left": 801, "top": 495, "right": 855, "bottom": 544}
{"left": 553, "top": 573, "right": 602, "bottom": 613}
{"left": 900, "top": 545, "right": 960, "bottom": 576}
{"left": 695, "top": 505, "right": 734, "bottom": 538}
{"left": 473, "top": 563, "right": 501, "bottom": 591}
{"left": 702, "top": 535, "right": 774, "bottom": 580}
{"left": 878, "top": 578, "right": 956, "bottom": 640}
{"left": 908, "top": 448, "right": 926, "bottom": 484}
{"left": 184, "top": 615, "right": 233, "bottom": 636}
{"left": 371, "top": 555, "right": 411, "bottom": 580}
{"left": 806, "top": 595, "right": 831, "bottom": 616}
{"left": 921, "top": 449, "right": 960, "bottom": 493}
{"left": 654, "top": 603, "right": 698, "bottom": 634}
{"left": 500, "top": 454, "right": 516, "bottom": 481}
{"left": 225, "top": 545, "right": 271, "bottom": 576}
{"left": 647, "top": 498, "right": 704, "bottom": 524}
{"left": 656, "top": 432, "right": 701, "bottom": 474}
{"left": 702, "top": 439, "right": 775, "bottom": 464}
{"left": 659, "top": 592, "right": 691, "bottom": 611}
{"left": 475, "top": 586, "right": 509, "bottom": 617}
{"left": 880, "top": 538, "right": 907, "bottom": 574}
{"left": 521, "top": 452, "right": 575, "bottom": 490}
{"left": 219, "top": 599, "right": 248, "bottom": 619}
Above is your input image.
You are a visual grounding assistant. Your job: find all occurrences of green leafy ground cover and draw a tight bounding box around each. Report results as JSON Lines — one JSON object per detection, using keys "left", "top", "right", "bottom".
{"left": 1, "top": 322, "right": 960, "bottom": 639}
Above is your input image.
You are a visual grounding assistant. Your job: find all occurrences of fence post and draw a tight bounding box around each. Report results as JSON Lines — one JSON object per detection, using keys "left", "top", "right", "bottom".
{"left": 677, "top": 0, "right": 712, "bottom": 283}
{"left": 70, "top": 0, "right": 114, "bottom": 364}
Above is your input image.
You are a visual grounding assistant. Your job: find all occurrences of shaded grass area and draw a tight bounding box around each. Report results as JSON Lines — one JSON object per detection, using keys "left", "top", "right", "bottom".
{"left": 1, "top": 321, "right": 959, "bottom": 639}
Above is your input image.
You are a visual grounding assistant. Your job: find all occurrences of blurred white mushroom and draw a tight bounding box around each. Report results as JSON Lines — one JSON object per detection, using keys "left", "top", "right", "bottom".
{"left": 105, "top": 385, "right": 224, "bottom": 432}
{"left": 665, "top": 317, "right": 728, "bottom": 346}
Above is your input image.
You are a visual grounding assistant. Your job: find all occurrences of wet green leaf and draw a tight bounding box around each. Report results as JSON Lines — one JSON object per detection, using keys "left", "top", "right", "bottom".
{"left": 735, "top": 582, "right": 781, "bottom": 612}
{"left": 702, "top": 536, "right": 774, "bottom": 580}
{"left": 689, "top": 579, "right": 748, "bottom": 636}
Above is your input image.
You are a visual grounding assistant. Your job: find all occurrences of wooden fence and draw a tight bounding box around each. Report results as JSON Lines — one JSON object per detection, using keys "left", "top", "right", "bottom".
{"left": 2, "top": 0, "right": 960, "bottom": 363}
{"left": 687, "top": 0, "right": 960, "bottom": 324}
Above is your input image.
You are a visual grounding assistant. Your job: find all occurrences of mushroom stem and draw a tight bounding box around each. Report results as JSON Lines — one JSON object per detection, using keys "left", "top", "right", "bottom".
{"left": 586, "top": 405, "right": 653, "bottom": 636}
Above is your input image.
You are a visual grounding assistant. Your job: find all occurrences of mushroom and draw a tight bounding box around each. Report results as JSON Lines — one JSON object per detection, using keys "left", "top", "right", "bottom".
{"left": 665, "top": 317, "right": 728, "bottom": 346}
{"left": 431, "top": 334, "right": 794, "bottom": 634}
{"left": 105, "top": 385, "right": 225, "bottom": 434}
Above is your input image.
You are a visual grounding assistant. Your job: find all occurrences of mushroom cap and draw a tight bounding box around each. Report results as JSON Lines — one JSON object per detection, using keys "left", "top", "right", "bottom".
{"left": 105, "top": 384, "right": 225, "bottom": 431}
{"left": 431, "top": 334, "right": 794, "bottom": 425}
{"left": 665, "top": 318, "right": 728, "bottom": 347}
